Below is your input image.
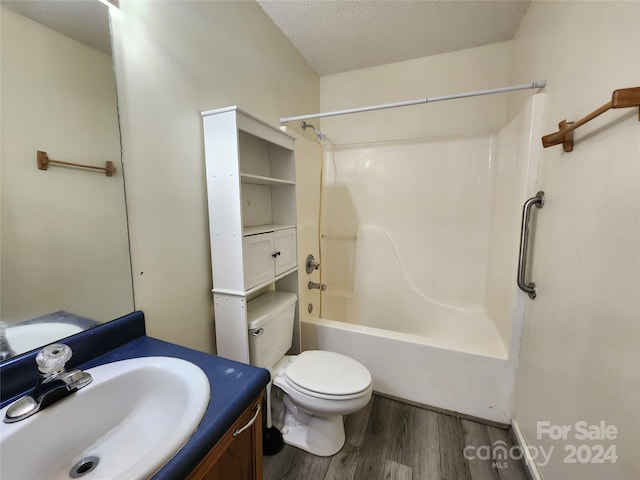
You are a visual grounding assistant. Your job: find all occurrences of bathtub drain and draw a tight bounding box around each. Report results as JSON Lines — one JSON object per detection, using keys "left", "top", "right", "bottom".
{"left": 69, "top": 456, "right": 99, "bottom": 478}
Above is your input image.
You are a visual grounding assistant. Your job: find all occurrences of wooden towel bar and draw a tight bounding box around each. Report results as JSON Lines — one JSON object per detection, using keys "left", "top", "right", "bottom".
{"left": 37, "top": 151, "right": 115, "bottom": 176}
{"left": 541, "top": 87, "right": 640, "bottom": 152}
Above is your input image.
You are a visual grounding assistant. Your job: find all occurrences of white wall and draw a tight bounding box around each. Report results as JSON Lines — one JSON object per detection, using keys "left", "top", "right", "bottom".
{"left": 508, "top": 2, "right": 640, "bottom": 479}
{"left": 0, "top": 7, "right": 132, "bottom": 323}
{"left": 110, "top": 0, "right": 319, "bottom": 353}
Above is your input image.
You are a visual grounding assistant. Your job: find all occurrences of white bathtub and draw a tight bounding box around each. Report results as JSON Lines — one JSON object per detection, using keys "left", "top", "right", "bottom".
{"left": 299, "top": 94, "right": 545, "bottom": 424}
{"left": 301, "top": 313, "right": 514, "bottom": 423}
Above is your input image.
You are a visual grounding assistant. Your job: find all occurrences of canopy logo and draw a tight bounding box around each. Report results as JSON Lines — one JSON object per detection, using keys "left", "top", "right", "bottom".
{"left": 463, "top": 440, "right": 553, "bottom": 468}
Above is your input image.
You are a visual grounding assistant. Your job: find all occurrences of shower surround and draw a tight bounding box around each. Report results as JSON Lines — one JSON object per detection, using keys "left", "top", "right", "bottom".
{"left": 302, "top": 94, "right": 545, "bottom": 423}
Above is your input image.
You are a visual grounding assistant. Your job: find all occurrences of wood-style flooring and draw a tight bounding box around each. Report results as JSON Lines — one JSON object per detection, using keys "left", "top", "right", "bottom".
{"left": 264, "top": 394, "right": 530, "bottom": 480}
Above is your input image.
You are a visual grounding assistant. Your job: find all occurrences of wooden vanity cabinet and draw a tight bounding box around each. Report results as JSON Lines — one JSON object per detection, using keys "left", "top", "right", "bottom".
{"left": 187, "top": 392, "right": 264, "bottom": 480}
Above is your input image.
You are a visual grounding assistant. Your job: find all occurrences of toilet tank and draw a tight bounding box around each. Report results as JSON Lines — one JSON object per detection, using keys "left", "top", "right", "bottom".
{"left": 247, "top": 291, "right": 297, "bottom": 369}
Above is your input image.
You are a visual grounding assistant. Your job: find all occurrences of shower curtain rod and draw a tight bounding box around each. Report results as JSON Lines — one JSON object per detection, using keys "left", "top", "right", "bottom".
{"left": 280, "top": 81, "right": 546, "bottom": 123}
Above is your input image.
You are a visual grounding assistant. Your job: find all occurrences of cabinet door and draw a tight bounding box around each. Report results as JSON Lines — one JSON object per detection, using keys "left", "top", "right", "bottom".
{"left": 187, "top": 393, "right": 264, "bottom": 480}
{"left": 274, "top": 228, "right": 297, "bottom": 276}
{"left": 243, "top": 233, "right": 275, "bottom": 290}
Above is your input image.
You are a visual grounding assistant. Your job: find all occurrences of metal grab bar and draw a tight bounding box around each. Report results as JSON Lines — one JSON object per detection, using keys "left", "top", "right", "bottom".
{"left": 518, "top": 191, "right": 545, "bottom": 299}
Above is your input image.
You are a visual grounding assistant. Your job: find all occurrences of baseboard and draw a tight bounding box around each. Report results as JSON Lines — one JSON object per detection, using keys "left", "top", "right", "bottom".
{"left": 511, "top": 419, "right": 544, "bottom": 480}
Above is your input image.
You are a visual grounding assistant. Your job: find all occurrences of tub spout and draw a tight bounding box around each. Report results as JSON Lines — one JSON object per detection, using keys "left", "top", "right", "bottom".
{"left": 308, "top": 281, "right": 327, "bottom": 291}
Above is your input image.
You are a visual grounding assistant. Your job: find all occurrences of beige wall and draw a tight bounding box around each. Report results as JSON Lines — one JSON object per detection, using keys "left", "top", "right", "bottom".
{"left": 1, "top": 7, "right": 132, "bottom": 323}
{"left": 109, "top": 1, "right": 638, "bottom": 475}
{"left": 319, "top": 41, "right": 512, "bottom": 144}
{"left": 110, "top": 1, "right": 319, "bottom": 353}
{"left": 508, "top": 2, "right": 640, "bottom": 479}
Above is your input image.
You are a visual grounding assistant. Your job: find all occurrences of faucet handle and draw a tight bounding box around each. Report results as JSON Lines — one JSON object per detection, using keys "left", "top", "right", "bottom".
{"left": 305, "top": 254, "right": 320, "bottom": 274}
{"left": 36, "top": 344, "right": 72, "bottom": 376}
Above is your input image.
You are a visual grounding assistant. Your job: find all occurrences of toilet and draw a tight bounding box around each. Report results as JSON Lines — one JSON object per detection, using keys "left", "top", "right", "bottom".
{"left": 247, "top": 291, "right": 372, "bottom": 456}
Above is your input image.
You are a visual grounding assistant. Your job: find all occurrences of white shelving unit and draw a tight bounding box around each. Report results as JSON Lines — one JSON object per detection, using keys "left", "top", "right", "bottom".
{"left": 202, "top": 106, "right": 299, "bottom": 364}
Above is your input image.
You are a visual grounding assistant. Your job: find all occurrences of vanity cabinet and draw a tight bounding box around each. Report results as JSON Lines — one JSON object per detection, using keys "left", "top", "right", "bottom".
{"left": 202, "top": 107, "right": 300, "bottom": 364}
{"left": 187, "top": 392, "right": 264, "bottom": 480}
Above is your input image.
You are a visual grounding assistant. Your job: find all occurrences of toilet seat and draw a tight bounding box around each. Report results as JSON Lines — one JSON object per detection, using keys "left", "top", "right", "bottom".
{"left": 283, "top": 350, "right": 372, "bottom": 397}
{"left": 277, "top": 375, "right": 371, "bottom": 401}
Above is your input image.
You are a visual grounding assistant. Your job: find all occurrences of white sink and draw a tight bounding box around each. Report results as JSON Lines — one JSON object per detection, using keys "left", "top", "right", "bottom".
{"left": 0, "top": 356, "right": 210, "bottom": 480}
{"left": 6, "top": 323, "right": 84, "bottom": 355}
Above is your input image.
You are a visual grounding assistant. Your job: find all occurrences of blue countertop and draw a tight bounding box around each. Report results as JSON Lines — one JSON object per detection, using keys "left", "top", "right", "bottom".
{"left": 0, "top": 311, "right": 270, "bottom": 479}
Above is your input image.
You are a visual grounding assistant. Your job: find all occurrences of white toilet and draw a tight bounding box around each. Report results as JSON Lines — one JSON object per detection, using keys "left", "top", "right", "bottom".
{"left": 247, "top": 291, "right": 372, "bottom": 456}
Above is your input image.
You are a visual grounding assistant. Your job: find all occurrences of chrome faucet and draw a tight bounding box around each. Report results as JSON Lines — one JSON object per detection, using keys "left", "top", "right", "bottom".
{"left": 308, "top": 281, "right": 327, "bottom": 291}
{"left": 3, "top": 344, "right": 92, "bottom": 423}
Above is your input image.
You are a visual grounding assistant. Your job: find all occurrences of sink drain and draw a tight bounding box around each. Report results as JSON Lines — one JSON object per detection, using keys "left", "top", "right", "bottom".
{"left": 70, "top": 456, "right": 99, "bottom": 478}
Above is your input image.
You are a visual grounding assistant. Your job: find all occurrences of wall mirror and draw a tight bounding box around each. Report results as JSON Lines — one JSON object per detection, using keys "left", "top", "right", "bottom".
{"left": 0, "top": 0, "right": 134, "bottom": 361}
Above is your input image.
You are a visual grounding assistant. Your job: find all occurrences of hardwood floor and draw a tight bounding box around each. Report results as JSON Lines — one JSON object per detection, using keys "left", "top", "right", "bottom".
{"left": 264, "top": 394, "right": 530, "bottom": 480}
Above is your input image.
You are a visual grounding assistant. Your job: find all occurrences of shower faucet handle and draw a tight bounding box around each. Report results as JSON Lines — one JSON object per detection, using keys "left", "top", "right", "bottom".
{"left": 305, "top": 254, "right": 320, "bottom": 274}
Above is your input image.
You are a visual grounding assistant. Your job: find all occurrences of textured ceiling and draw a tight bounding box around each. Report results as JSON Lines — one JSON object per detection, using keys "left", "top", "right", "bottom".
{"left": 258, "top": 0, "right": 531, "bottom": 76}
{"left": 1, "top": 0, "right": 112, "bottom": 55}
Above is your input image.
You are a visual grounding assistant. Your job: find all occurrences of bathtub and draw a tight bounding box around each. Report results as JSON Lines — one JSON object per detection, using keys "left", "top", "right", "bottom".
{"left": 299, "top": 94, "right": 545, "bottom": 424}
{"left": 302, "top": 231, "right": 517, "bottom": 423}
{"left": 301, "top": 313, "right": 515, "bottom": 423}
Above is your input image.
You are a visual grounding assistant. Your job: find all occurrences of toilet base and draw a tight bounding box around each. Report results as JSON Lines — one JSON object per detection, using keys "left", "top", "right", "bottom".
{"left": 273, "top": 391, "right": 346, "bottom": 456}
{"left": 281, "top": 413, "right": 345, "bottom": 457}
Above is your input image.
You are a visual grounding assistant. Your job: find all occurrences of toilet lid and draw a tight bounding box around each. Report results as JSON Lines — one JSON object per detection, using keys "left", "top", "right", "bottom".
{"left": 285, "top": 351, "right": 372, "bottom": 396}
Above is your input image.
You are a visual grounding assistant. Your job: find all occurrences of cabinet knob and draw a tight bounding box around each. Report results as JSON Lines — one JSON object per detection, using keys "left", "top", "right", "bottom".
{"left": 271, "top": 251, "right": 281, "bottom": 258}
